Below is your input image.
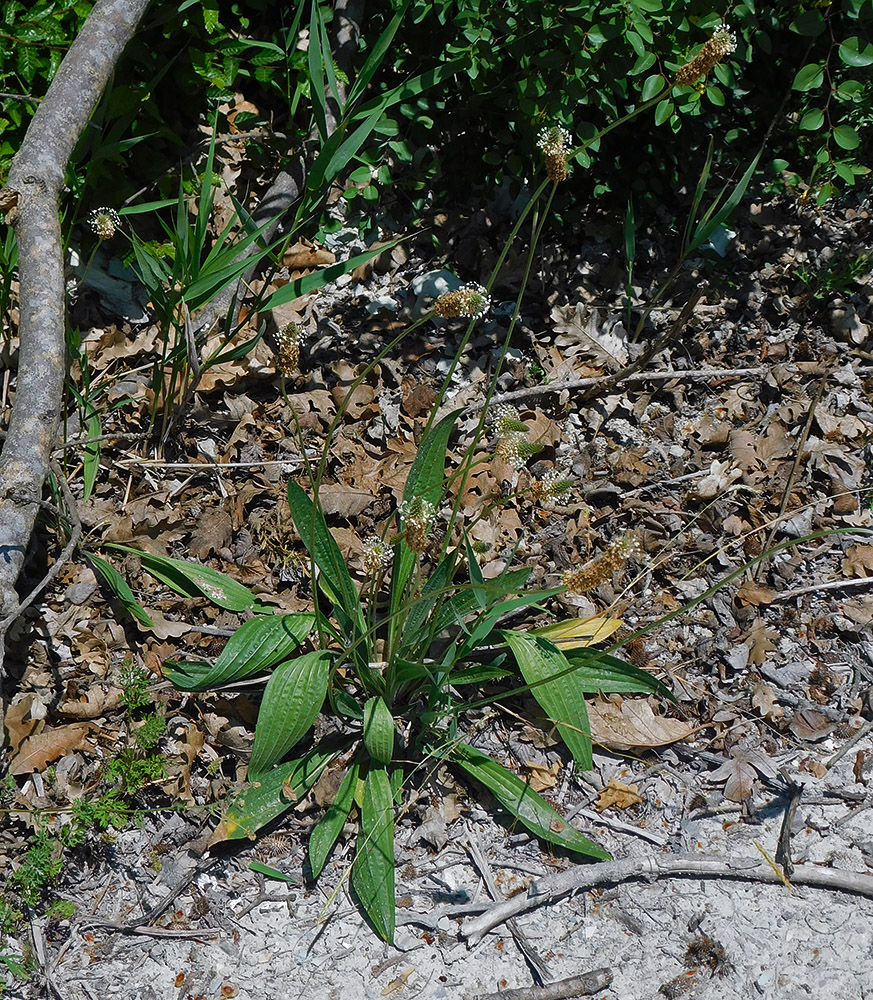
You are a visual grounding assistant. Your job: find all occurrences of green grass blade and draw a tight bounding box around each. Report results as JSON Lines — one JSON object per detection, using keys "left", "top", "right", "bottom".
{"left": 247, "top": 861, "right": 302, "bottom": 884}
{"left": 104, "top": 543, "right": 257, "bottom": 612}
{"left": 248, "top": 650, "right": 333, "bottom": 776}
{"left": 164, "top": 613, "right": 316, "bottom": 691}
{"left": 83, "top": 552, "right": 153, "bottom": 628}
{"left": 503, "top": 631, "right": 593, "bottom": 770}
{"left": 687, "top": 149, "right": 762, "bottom": 254}
{"left": 352, "top": 767, "right": 395, "bottom": 942}
{"left": 82, "top": 407, "right": 101, "bottom": 503}
{"left": 210, "top": 747, "right": 338, "bottom": 845}
{"left": 389, "top": 408, "right": 460, "bottom": 639}
{"left": 262, "top": 242, "right": 403, "bottom": 311}
{"left": 452, "top": 743, "right": 609, "bottom": 859}
{"left": 349, "top": 60, "right": 469, "bottom": 121}
{"left": 309, "top": 762, "right": 359, "bottom": 877}
{"left": 308, "top": 0, "right": 328, "bottom": 142}
{"left": 345, "top": 2, "right": 408, "bottom": 107}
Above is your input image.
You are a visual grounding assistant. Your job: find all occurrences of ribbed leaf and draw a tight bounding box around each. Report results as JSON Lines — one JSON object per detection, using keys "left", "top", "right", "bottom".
{"left": 209, "top": 748, "right": 337, "bottom": 845}
{"left": 503, "top": 631, "right": 593, "bottom": 770}
{"left": 565, "top": 650, "right": 675, "bottom": 699}
{"left": 309, "top": 762, "right": 359, "bottom": 877}
{"left": 452, "top": 743, "right": 609, "bottom": 859}
{"left": 248, "top": 650, "right": 333, "bottom": 776}
{"left": 286, "top": 481, "right": 358, "bottom": 616}
{"left": 352, "top": 768, "right": 395, "bottom": 942}
{"left": 164, "top": 613, "right": 315, "bottom": 691}
{"left": 84, "top": 552, "right": 153, "bottom": 627}
{"left": 362, "top": 697, "right": 395, "bottom": 764}
{"left": 104, "top": 543, "right": 257, "bottom": 612}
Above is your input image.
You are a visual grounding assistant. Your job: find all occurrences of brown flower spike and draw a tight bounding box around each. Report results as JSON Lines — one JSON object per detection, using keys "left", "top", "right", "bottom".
{"left": 563, "top": 532, "right": 639, "bottom": 595}
{"left": 676, "top": 28, "right": 737, "bottom": 86}
{"left": 537, "top": 126, "right": 572, "bottom": 183}
{"left": 433, "top": 282, "right": 491, "bottom": 320}
{"left": 276, "top": 322, "right": 301, "bottom": 375}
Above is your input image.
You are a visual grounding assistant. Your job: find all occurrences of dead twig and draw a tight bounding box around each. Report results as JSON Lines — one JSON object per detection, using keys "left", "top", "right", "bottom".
{"left": 482, "top": 361, "right": 761, "bottom": 415}
{"left": 755, "top": 369, "right": 830, "bottom": 580}
{"left": 461, "top": 853, "right": 873, "bottom": 944}
{"left": 464, "top": 825, "right": 550, "bottom": 985}
{"left": 472, "top": 969, "right": 614, "bottom": 1000}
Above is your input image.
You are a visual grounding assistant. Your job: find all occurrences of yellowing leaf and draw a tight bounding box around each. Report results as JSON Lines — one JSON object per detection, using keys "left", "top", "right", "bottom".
{"left": 530, "top": 615, "right": 622, "bottom": 649}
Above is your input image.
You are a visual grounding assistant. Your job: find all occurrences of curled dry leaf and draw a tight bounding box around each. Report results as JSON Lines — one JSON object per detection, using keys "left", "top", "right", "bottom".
{"left": 595, "top": 778, "right": 644, "bottom": 813}
{"left": 588, "top": 696, "right": 697, "bottom": 753}
{"left": 4, "top": 692, "right": 45, "bottom": 754}
{"left": 57, "top": 685, "right": 123, "bottom": 719}
{"left": 523, "top": 759, "right": 561, "bottom": 793}
{"left": 9, "top": 723, "right": 96, "bottom": 776}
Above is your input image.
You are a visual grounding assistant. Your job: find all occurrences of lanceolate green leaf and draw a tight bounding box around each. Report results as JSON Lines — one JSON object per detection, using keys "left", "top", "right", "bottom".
{"left": 352, "top": 768, "right": 396, "bottom": 942}
{"left": 104, "top": 543, "right": 257, "bottom": 612}
{"left": 390, "top": 408, "right": 461, "bottom": 646}
{"left": 362, "top": 697, "right": 395, "bottom": 765}
{"left": 452, "top": 744, "right": 609, "bottom": 859}
{"left": 503, "top": 631, "right": 593, "bottom": 770}
{"left": 249, "top": 650, "right": 334, "bottom": 776}
{"left": 210, "top": 748, "right": 338, "bottom": 845}
{"left": 565, "top": 650, "right": 675, "bottom": 699}
{"left": 262, "top": 243, "right": 404, "bottom": 311}
{"left": 309, "top": 762, "right": 360, "bottom": 878}
{"left": 164, "top": 613, "right": 316, "bottom": 691}
{"left": 286, "top": 480, "right": 359, "bottom": 615}
{"left": 83, "top": 552, "right": 153, "bottom": 628}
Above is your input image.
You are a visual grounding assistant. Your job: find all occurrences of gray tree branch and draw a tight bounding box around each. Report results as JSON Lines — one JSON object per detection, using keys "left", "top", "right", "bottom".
{"left": 0, "top": 0, "right": 153, "bottom": 715}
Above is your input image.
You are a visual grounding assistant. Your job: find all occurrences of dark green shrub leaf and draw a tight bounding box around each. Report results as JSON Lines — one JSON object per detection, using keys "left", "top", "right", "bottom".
{"left": 839, "top": 36, "right": 873, "bottom": 68}
{"left": 789, "top": 11, "right": 826, "bottom": 36}
{"left": 833, "top": 124, "right": 860, "bottom": 149}
{"left": 799, "top": 109, "right": 825, "bottom": 131}
{"left": 792, "top": 63, "right": 824, "bottom": 92}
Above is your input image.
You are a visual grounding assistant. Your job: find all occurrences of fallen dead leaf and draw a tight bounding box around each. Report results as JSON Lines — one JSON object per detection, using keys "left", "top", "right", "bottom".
{"left": 841, "top": 544, "right": 873, "bottom": 578}
{"left": 708, "top": 748, "right": 777, "bottom": 802}
{"left": 751, "top": 682, "right": 784, "bottom": 721}
{"left": 523, "top": 759, "right": 561, "bottom": 793}
{"left": 588, "top": 696, "right": 697, "bottom": 752}
{"left": 4, "top": 693, "right": 45, "bottom": 754}
{"left": 595, "top": 778, "right": 644, "bottom": 812}
{"left": 10, "top": 723, "right": 96, "bottom": 775}
{"left": 736, "top": 580, "right": 778, "bottom": 607}
{"left": 57, "top": 685, "right": 123, "bottom": 719}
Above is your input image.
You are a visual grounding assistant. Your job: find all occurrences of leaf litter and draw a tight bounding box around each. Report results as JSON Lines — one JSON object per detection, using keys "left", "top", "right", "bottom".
{"left": 3, "top": 180, "right": 873, "bottom": 998}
